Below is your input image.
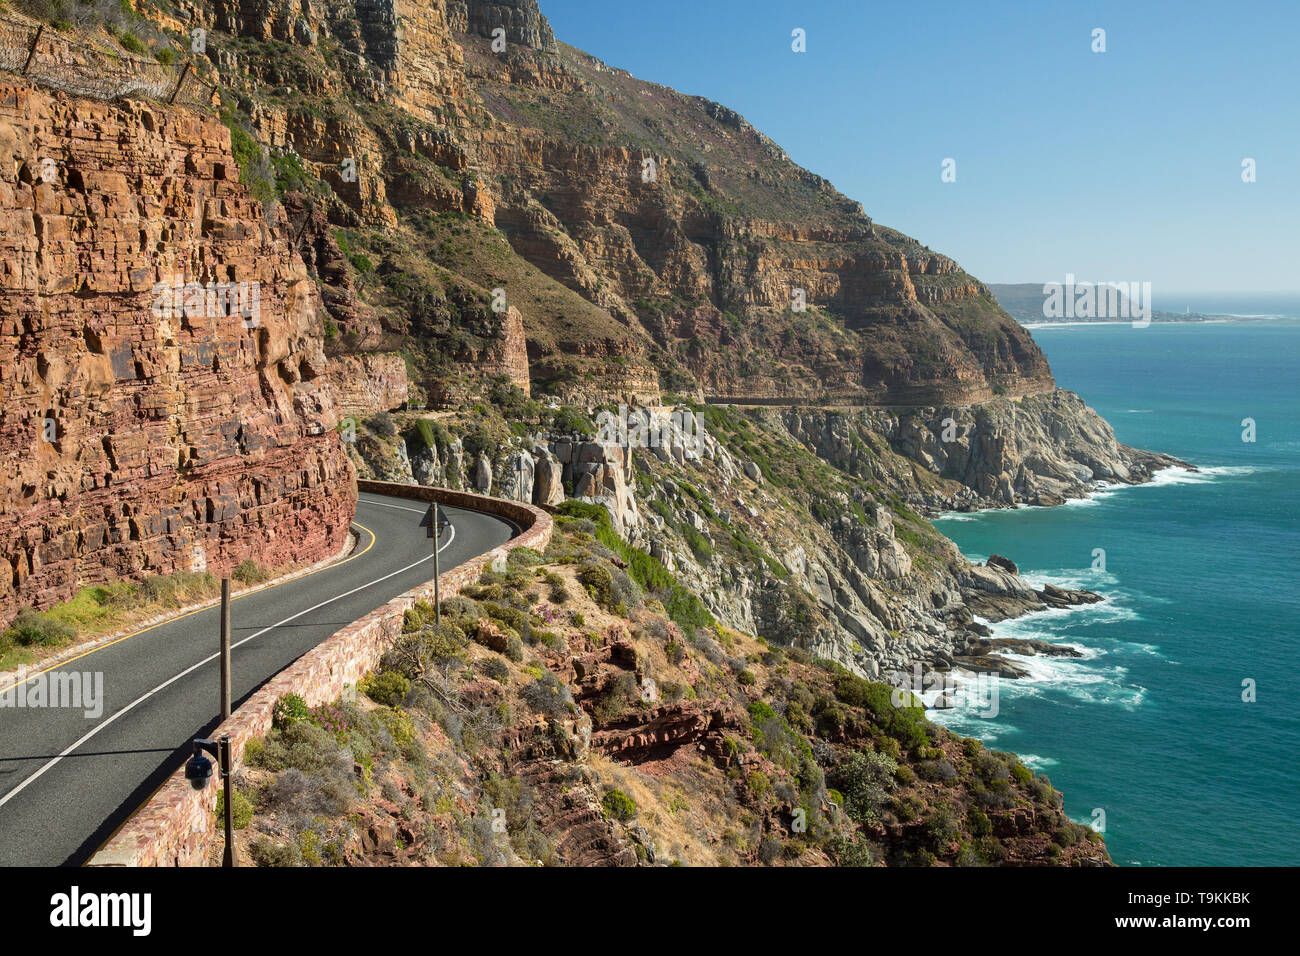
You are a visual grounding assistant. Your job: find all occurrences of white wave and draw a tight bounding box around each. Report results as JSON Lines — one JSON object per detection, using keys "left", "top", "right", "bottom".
{"left": 1020, "top": 567, "right": 1119, "bottom": 590}
{"left": 928, "top": 708, "right": 1017, "bottom": 741}
{"left": 936, "top": 464, "right": 1253, "bottom": 520}
{"left": 1019, "top": 754, "right": 1060, "bottom": 770}
{"left": 993, "top": 650, "right": 1148, "bottom": 710}
{"left": 1143, "top": 465, "right": 1256, "bottom": 487}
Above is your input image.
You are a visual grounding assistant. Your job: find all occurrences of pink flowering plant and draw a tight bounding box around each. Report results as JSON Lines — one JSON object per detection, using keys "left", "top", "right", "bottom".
{"left": 308, "top": 703, "right": 349, "bottom": 742}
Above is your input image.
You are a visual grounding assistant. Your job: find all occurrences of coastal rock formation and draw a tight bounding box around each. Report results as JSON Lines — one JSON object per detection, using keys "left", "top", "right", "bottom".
{"left": 779, "top": 391, "right": 1189, "bottom": 514}
{"left": 348, "top": 399, "right": 1127, "bottom": 687}
{"left": 0, "top": 83, "right": 354, "bottom": 619}
{"left": 870, "top": 390, "right": 1189, "bottom": 509}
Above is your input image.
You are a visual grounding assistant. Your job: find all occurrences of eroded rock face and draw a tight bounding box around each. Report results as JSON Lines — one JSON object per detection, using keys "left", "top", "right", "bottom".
{"left": 447, "top": 0, "right": 556, "bottom": 51}
{"left": 330, "top": 353, "right": 410, "bottom": 419}
{"left": 0, "top": 84, "right": 355, "bottom": 618}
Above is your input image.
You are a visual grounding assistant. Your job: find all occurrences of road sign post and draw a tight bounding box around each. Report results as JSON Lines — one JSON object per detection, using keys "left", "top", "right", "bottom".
{"left": 426, "top": 501, "right": 450, "bottom": 625}
{"left": 428, "top": 501, "right": 441, "bottom": 626}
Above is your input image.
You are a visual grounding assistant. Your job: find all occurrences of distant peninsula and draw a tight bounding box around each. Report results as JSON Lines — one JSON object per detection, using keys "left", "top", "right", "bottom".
{"left": 989, "top": 283, "right": 1238, "bottom": 326}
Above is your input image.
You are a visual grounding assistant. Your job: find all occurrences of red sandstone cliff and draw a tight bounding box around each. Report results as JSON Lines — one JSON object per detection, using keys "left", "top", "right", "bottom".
{"left": 0, "top": 82, "right": 355, "bottom": 618}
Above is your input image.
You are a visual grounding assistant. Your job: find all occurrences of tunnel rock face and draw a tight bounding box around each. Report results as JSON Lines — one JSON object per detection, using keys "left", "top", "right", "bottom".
{"left": 0, "top": 83, "right": 355, "bottom": 620}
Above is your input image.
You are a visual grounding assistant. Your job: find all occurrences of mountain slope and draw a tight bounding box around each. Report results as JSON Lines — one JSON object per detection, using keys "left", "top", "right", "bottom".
{"left": 102, "top": 0, "right": 1055, "bottom": 407}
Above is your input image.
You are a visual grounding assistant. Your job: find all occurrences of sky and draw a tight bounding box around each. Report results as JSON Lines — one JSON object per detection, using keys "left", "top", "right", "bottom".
{"left": 540, "top": 0, "right": 1300, "bottom": 295}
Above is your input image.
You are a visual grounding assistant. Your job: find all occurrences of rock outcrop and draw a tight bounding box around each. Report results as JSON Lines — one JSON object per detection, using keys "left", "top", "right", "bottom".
{"left": 0, "top": 83, "right": 355, "bottom": 618}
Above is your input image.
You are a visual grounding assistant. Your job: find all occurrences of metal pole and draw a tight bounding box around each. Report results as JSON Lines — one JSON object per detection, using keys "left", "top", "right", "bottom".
{"left": 220, "top": 578, "right": 231, "bottom": 720}
{"left": 168, "top": 61, "right": 190, "bottom": 104}
{"left": 21, "top": 25, "right": 43, "bottom": 75}
{"left": 219, "top": 735, "right": 236, "bottom": 867}
{"left": 433, "top": 501, "right": 441, "bottom": 627}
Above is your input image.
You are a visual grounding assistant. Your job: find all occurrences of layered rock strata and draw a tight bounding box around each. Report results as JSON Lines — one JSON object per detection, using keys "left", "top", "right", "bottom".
{"left": 0, "top": 83, "right": 355, "bottom": 618}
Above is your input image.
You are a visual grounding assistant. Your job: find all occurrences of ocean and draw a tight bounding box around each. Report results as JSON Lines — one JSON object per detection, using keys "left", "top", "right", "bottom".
{"left": 930, "top": 315, "right": 1300, "bottom": 866}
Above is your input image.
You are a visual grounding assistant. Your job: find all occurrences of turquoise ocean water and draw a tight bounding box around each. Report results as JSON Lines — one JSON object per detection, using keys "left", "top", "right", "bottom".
{"left": 930, "top": 312, "right": 1300, "bottom": 866}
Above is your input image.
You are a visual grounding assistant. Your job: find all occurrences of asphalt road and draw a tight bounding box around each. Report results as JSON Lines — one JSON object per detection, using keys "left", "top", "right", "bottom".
{"left": 0, "top": 490, "right": 517, "bottom": 866}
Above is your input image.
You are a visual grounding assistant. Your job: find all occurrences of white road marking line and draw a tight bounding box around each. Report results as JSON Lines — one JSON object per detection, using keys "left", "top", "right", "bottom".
{"left": 0, "top": 517, "right": 456, "bottom": 809}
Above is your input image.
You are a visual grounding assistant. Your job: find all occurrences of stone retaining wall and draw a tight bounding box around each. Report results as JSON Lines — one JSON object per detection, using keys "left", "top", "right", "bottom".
{"left": 87, "top": 483, "right": 550, "bottom": 867}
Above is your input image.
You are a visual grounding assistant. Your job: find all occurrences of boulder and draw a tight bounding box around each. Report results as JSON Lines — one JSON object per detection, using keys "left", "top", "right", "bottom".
{"left": 473, "top": 454, "right": 492, "bottom": 493}
{"left": 533, "top": 455, "right": 565, "bottom": 506}
{"left": 986, "top": 554, "right": 1019, "bottom": 575}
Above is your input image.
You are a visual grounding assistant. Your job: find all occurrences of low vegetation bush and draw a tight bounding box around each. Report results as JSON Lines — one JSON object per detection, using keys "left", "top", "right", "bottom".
{"left": 215, "top": 788, "right": 255, "bottom": 829}
{"left": 232, "top": 560, "right": 270, "bottom": 585}
{"left": 831, "top": 748, "right": 898, "bottom": 826}
{"left": 271, "top": 693, "right": 310, "bottom": 732}
{"left": 2, "top": 608, "right": 74, "bottom": 648}
{"left": 601, "top": 788, "right": 636, "bottom": 822}
{"left": 360, "top": 671, "right": 410, "bottom": 707}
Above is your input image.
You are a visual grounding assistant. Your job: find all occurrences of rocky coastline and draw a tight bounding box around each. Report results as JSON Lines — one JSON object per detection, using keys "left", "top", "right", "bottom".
{"left": 346, "top": 390, "right": 1184, "bottom": 695}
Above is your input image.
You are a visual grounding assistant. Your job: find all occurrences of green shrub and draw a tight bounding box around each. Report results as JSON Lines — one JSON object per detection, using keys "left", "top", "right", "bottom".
{"left": 2, "top": 608, "right": 74, "bottom": 648}
{"left": 521, "top": 672, "right": 573, "bottom": 718}
{"left": 271, "top": 693, "right": 310, "bottom": 731}
{"left": 360, "top": 670, "right": 410, "bottom": 707}
{"left": 375, "top": 707, "right": 417, "bottom": 749}
{"left": 223, "top": 116, "right": 274, "bottom": 205}
{"left": 592, "top": 671, "right": 639, "bottom": 724}
{"left": 507, "top": 547, "right": 543, "bottom": 567}
{"left": 215, "top": 787, "right": 254, "bottom": 829}
{"left": 481, "top": 657, "right": 510, "bottom": 683}
{"left": 232, "top": 560, "right": 270, "bottom": 585}
{"left": 924, "top": 803, "right": 961, "bottom": 851}
{"left": 577, "top": 564, "right": 614, "bottom": 609}
{"left": 480, "top": 601, "right": 526, "bottom": 632}
{"left": 831, "top": 834, "right": 877, "bottom": 867}
{"left": 831, "top": 671, "right": 929, "bottom": 750}
{"left": 250, "top": 838, "right": 301, "bottom": 867}
{"left": 601, "top": 788, "right": 636, "bottom": 822}
{"left": 831, "top": 748, "right": 898, "bottom": 826}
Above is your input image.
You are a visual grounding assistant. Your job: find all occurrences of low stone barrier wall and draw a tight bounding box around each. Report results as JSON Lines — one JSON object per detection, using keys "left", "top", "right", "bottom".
{"left": 88, "top": 483, "right": 550, "bottom": 867}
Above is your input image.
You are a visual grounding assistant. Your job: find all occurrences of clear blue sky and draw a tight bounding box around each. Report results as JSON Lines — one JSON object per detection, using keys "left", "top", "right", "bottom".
{"left": 541, "top": 0, "right": 1300, "bottom": 294}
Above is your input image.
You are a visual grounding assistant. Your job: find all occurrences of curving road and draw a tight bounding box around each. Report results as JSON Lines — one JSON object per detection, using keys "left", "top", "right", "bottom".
{"left": 0, "top": 490, "right": 517, "bottom": 866}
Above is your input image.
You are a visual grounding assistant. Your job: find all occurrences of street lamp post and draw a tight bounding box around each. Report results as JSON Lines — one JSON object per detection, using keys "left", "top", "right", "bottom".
{"left": 185, "top": 734, "right": 236, "bottom": 867}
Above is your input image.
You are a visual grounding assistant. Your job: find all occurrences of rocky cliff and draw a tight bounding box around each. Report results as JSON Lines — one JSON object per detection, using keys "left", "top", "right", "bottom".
{"left": 344, "top": 388, "right": 1164, "bottom": 692}
{"left": 0, "top": 81, "right": 354, "bottom": 618}
{"left": 102, "top": 0, "right": 1056, "bottom": 410}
